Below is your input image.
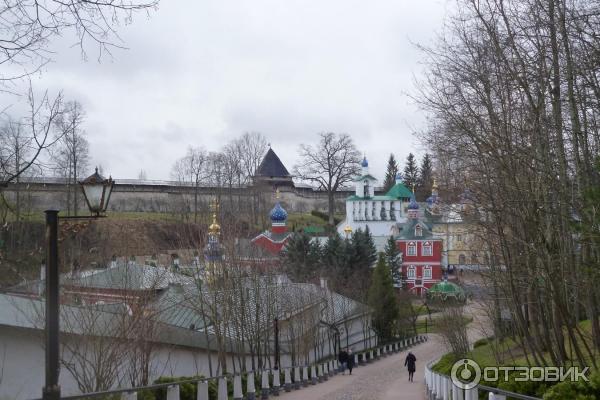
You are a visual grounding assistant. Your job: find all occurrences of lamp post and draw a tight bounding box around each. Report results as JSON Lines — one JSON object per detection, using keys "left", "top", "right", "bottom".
{"left": 43, "top": 168, "right": 114, "bottom": 400}
{"left": 274, "top": 318, "right": 280, "bottom": 371}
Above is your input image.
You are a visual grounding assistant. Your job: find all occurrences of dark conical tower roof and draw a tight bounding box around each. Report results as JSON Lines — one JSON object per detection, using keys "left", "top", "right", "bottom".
{"left": 256, "top": 148, "right": 291, "bottom": 178}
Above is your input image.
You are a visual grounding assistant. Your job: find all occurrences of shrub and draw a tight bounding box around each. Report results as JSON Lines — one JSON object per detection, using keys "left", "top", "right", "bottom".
{"left": 136, "top": 376, "right": 217, "bottom": 400}
{"left": 473, "top": 338, "right": 490, "bottom": 348}
{"left": 543, "top": 370, "right": 600, "bottom": 400}
{"left": 431, "top": 352, "right": 458, "bottom": 375}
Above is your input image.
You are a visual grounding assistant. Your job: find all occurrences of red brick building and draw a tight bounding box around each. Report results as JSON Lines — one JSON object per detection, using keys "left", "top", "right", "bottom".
{"left": 396, "top": 193, "right": 443, "bottom": 296}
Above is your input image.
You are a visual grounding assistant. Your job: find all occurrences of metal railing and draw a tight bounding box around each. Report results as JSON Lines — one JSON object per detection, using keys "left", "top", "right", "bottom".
{"left": 424, "top": 359, "right": 542, "bottom": 400}
{"left": 32, "top": 335, "right": 426, "bottom": 400}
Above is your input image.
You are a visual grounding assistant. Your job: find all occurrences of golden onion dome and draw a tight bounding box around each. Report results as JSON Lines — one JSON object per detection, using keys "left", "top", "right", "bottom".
{"left": 208, "top": 213, "right": 221, "bottom": 235}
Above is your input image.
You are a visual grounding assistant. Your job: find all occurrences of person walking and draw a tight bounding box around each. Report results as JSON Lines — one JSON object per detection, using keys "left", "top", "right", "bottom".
{"left": 347, "top": 349, "right": 355, "bottom": 375}
{"left": 404, "top": 352, "right": 416, "bottom": 382}
{"left": 338, "top": 348, "right": 348, "bottom": 375}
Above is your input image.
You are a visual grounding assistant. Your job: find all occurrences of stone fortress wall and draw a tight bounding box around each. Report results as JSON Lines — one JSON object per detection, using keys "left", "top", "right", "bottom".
{"left": 4, "top": 177, "right": 352, "bottom": 215}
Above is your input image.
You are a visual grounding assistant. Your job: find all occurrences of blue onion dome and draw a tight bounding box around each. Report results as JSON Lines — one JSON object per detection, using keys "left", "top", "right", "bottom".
{"left": 395, "top": 173, "right": 402, "bottom": 183}
{"left": 270, "top": 202, "right": 288, "bottom": 222}
{"left": 408, "top": 193, "right": 420, "bottom": 210}
{"left": 361, "top": 157, "right": 369, "bottom": 168}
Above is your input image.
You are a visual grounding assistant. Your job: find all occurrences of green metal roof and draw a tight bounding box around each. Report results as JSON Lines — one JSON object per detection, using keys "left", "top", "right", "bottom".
{"left": 346, "top": 194, "right": 405, "bottom": 201}
{"left": 427, "top": 281, "right": 465, "bottom": 300}
{"left": 385, "top": 182, "right": 413, "bottom": 199}
{"left": 303, "top": 226, "right": 325, "bottom": 234}
{"left": 352, "top": 174, "right": 377, "bottom": 182}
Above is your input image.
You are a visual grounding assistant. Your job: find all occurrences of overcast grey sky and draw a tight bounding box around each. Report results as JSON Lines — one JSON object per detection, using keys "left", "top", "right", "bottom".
{"left": 17, "top": 0, "right": 449, "bottom": 181}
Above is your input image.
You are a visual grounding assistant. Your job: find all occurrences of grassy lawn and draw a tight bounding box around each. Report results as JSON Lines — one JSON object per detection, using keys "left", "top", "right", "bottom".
{"left": 415, "top": 315, "right": 473, "bottom": 334}
{"left": 413, "top": 303, "right": 440, "bottom": 317}
{"left": 287, "top": 213, "right": 331, "bottom": 230}
{"left": 105, "top": 211, "right": 182, "bottom": 222}
{"left": 432, "top": 319, "right": 600, "bottom": 374}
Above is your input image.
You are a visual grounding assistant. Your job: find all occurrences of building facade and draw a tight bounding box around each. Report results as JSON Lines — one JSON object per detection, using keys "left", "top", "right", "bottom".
{"left": 395, "top": 194, "right": 443, "bottom": 295}
{"left": 336, "top": 157, "right": 413, "bottom": 240}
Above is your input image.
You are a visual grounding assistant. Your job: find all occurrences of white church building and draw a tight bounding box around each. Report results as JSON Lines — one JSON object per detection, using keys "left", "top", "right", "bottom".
{"left": 337, "top": 157, "right": 414, "bottom": 248}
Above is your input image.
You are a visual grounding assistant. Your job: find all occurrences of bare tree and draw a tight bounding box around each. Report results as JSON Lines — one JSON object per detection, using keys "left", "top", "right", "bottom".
{"left": 0, "top": 0, "right": 157, "bottom": 82}
{"left": 171, "top": 146, "right": 207, "bottom": 223}
{"left": 416, "top": 0, "right": 600, "bottom": 368}
{"left": 0, "top": 118, "right": 38, "bottom": 219}
{"left": 0, "top": 88, "right": 66, "bottom": 185}
{"left": 294, "top": 132, "right": 361, "bottom": 226}
{"left": 53, "top": 101, "right": 89, "bottom": 216}
{"left": 236, "top": 132, "right": 268, "bottom": 184}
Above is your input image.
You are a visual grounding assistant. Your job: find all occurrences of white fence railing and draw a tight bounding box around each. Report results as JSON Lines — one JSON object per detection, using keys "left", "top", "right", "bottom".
{"left": 424, "top": 359, "right": 542, "bottom": 400}
{"left": 39, "top": 335, "right": 428, "bottom": 400}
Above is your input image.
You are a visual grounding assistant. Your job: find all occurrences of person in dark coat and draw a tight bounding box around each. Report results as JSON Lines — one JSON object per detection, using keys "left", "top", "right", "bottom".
{"left": 404, "top": 352, "right": 417, "bottom": 382}
{"left": 338, "top": 349, "right": 349, "bottom": 374}
{"left": 347, "top": 348, "right": 355, "bottom": 375}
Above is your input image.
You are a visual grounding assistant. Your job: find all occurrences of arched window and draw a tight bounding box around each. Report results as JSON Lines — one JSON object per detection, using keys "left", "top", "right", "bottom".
{"left": 471, "top": 253, "right": 479, "bottom": 264}
{"left": 415, "top": 225, "right": 423, "bottom": 237}
{"left": 364, "top": 180, "right": 370, "bottom": 197}
{"left": 459, "top": 254, "right": 466, "bottom": 264}
{"left": 422, "top": 241, "right": 432, "bottom": 256}
{"left": 407, "top": 242, "right": 417, "bottom": 256}
{"left": 380, "top": 203, "right": 387, "bottom": 220}
{"left": 423, "top": 266, "right": 432, "bottom": 279}
{"left": 390, "top": 202, "right": 396, "bottom": 221}
{"left": 407, "top": 266, "right": 416, "bottom": 279}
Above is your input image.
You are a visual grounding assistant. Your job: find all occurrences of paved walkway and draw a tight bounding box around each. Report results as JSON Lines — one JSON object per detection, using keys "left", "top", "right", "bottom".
{"left": 279, "top": 335, "right": 443, "bottom": 400}
{"left": 279, "top": 300, "right": 491, "bottom": 400}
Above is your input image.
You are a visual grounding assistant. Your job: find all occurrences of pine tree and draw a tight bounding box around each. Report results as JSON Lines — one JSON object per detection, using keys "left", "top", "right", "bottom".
{"left": 368, "top": 253, "right": 399, "bottom": 342}
{"left": 323, "top": 232, "right": 346, "bottom": 272}
{"left": 402, "top": 153, "right": 419, "bottom": 191}
{"left": 362, "top": 226, "right": 377, "bottom": 266}
{"left": 283, "top": 232, "right": 318, "bottom": 281}
{"left": 417, "top": 153, "right": 434, "bottom": 201}
{"left": 384, "top": 235, "right": 402, "bottom": 288}
{"left": 383, "top": 154, "right": 399, "bottom": 192}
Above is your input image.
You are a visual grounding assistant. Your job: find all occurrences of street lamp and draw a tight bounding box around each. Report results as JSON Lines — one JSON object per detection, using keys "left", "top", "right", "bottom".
{"left": 43, "top": 168, "right": 114, "bottom": 400}
{"left": 79, "top": 167, "right": 114, "bottom": 217}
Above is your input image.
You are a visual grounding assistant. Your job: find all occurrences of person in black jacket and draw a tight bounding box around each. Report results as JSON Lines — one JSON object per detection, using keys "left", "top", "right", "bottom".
{"left": 338, "top": 349, "right": 348, "bottom": 374}
{"left": 347, "top": 348, "right": 355, "bottom": 375}
{"left": 404, "top": 352, "right": 416, "bottom": 382}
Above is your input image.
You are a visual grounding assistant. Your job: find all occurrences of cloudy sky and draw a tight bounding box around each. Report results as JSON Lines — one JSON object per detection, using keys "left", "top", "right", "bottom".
{"left": 14, "top": 0, "right": 449, "bottom": 181}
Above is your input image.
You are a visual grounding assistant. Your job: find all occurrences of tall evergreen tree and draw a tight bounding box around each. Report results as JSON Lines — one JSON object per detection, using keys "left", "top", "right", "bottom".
{"left": 383, "top": 154, "right": 399, "bottom": 192}
{"left": 350, "top": 227, "right": 377, "bottom": 269}
{"left": 368, "top": 253, "right": 399, "bottom": 342}
{"left": 323, "top": 232, "right": 346, "bottom": 272}
{"left": 402, "top": 153, "right": 419, "bottom": 191}
{"left": 416, "top": 153, "right": 434, "bottom": 201}
{"left": 384, "top": 235, "right": 402, "bottom": 288}
{"left": 283, "top": 232, "right": 320, "bottom": 281}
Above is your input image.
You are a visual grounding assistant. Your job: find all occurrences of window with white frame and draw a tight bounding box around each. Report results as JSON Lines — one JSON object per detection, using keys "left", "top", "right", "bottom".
{"left": 407, "top": 242, "right": 417, "bottom": 256}
{"left": 423, "top": 266, "right": 432, "bottom": 279}
{"left": 422, "top": 241, "right": 433, "bottom": 256}
{"left": 407, "top": 266, "right": 416, "bottom": 279}
{"left": 415, "top": 225, "right": 422, "bottom": 236}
